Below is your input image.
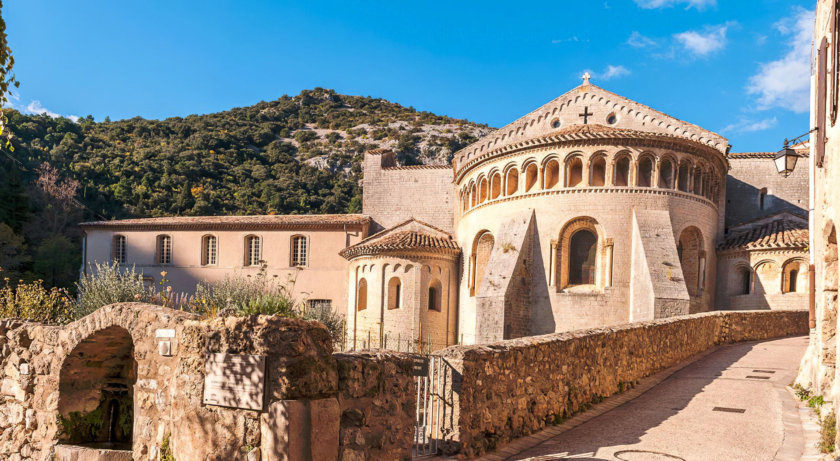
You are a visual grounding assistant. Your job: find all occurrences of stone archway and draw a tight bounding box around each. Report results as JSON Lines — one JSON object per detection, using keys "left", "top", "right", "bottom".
{"left": 57, "top": 325, "right": 137, "bottom": 450}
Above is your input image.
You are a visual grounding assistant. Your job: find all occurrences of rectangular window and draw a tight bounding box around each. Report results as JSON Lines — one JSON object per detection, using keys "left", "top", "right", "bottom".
{"left": 308, "top": 299, "right": 332, "bottom": 314}
{"left": 291, "top": 236, "right": 308, "bottom": 267}
{"left": 112, "top": 235, "right": 126, "bottom": 264}
{"left": 157, "top": 235, "right": 172, "bottom": 265}
{"left": 246, "top": 236, "right": 261, "bottom": 266}
{"left": 202, "top": 235, "right": 217, "bottom": 266}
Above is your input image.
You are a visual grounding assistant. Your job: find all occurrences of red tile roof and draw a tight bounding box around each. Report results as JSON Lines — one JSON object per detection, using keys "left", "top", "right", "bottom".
{"left": 719, "top": 218, "right": 808, "bottom": 252}
{"left": 339, "top": 219, "right": 460, "bottom": 259}
{"left": 80, "top": 214, "right": 371, "bottom": 231}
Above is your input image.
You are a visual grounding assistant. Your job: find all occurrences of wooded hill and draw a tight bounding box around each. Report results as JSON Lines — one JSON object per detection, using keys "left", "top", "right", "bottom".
{"left": 0, "top": 88, "right": 490, "bottom": 288}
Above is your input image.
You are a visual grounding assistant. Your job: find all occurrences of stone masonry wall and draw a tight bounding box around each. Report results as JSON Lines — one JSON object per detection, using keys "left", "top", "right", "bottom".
{"left": 435, "top": 309, "right": 808, "bottom": 457}
{"left": 0, "top": 303, "right": 416, "bottom": 461}
{"left": 363, "top": 152, "right": 455, "bottom": 234}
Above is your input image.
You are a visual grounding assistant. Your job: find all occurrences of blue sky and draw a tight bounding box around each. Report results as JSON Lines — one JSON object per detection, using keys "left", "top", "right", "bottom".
{"left": 7, "top": 0, "right": 812, "bottom": 152}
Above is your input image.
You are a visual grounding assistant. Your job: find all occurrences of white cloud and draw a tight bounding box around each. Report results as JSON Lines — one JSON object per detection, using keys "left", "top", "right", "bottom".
{"left": 627, "top": 31, "right": 658, "bottom": 48}
{"left": 21, "top": 99, "right": 79, "bottom": 122}
{"left": 674, "top": 23, "right": 732, "bottom": 56}
{"left": 634, "top": 0, "right": 715, "bottom": 10}
{"left": 552, "top": 37, "right": 587, "bottom": 44}
{"left": 602, "top": 65, "right": 631, "bottom": 80}
{"left": 579, "top": 65, "right": 631, "bottom": 82}
{"left": 746, "top": 7, "right": 814, "bottom": 113}
{"left": 25, "top": 100, "right": 61, "bottom": 118}
{"left": 721, "top": 116, "right": 778, "bottom": 134}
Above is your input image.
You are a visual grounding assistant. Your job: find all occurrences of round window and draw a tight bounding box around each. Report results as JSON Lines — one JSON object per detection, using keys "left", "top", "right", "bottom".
{"left": 551, "top": 119, "right": 561, "bottom": 129}
{"left": 606, "top": 113, "right": 618, "bottom": 125}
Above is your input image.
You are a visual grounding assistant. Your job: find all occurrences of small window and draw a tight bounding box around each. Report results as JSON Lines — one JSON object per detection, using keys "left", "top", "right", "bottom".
{"left": 112, "top": 235, "right": 126, "bottom": 264}
{"left": 568, "top": 230, "right": 597, "bottom": 285}
{"left": 758, "top": 188, "right": 768, "bottom": 210}
{"left": 550, "top": 118, "right": 561, "bottom": 129}
{"left": 524, "top": 163, "right": 539, "bottom": 192}
{"left": 291, "top": 235, "right": 308, "bottom": 267}
{"left": 245, "top": 235, "right": 262, "bottom": 266}
{"left": 590, "top": 156, "right": 606, "bottom": 187}
{"left": 638, "top": 158, "right": 654, "bottom": 187}
{"left": 566, "top": 157, "right": 583, "bottom": 187}
{"left": 388, "top": 277, "right": 401, "bottom": 309}
{"left": 308, "top": 299, "right": 332, "bottom": 313}
{"left": 606, "top": 113, "right": 618, "bottom": 125}
{"left": 505, "top": 168, "right": 519, "bottom": 195}
{"left": 428, "top": 279, "right": 442, "bottom": 312}
{"left": 156, "top": 235, "right": 172, "bottom": 265}
{"left": 544, "top": 160, "right": 560, "bottom": 189}
{"left": 613, "top": 157, "right": 630, "bottom": 187}
{"left": 201, "top": 235, "right": 217, "bottom": 266}
{"left": 357, "top": 279, "right": 368, "bottom": 311}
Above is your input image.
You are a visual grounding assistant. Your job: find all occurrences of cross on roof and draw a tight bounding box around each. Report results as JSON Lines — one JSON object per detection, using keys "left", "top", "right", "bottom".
{"left": 581, "top": 72, "right": 591, "bottom": 85}
{"left": 579, "top": 106, "right": 592, "bottom": 124}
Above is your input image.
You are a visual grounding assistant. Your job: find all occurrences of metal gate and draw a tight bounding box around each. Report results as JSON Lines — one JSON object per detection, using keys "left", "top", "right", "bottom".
{"left": 413, "top": 355, "right": 447, "bottom": 457}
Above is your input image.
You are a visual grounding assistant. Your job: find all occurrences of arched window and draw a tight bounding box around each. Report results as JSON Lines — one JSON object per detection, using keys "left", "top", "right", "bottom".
{"left": 479, "top": 178, "right": 488, "bottom": 203}
{"left": 678, "top": 227, "right": 704, "bottom": 296}
{"left": 201, "top": 235, "right": 217, "bottom": 266}
{"left": 428, "top": 278, "right": 442, "bottom": 311}
{"left": 758, "top": 187, "right": 768, "bottom": 210}
{"left": 505, "top": 168, "right": 519, "bottom": 195}
{"left": 565, "top": 157, "right": 583, "bottom": 187}
{"left": 524, "top": 163, "right": 539, "bottom": 192}
{"left": 738, "top": 266, "right": 752, "bottom": 295}
{"left": 357, "top": 278, "right": 368, "bottom": 311}
{"left": 782, "top": 260, "right": 807, "bottom": 293}
{"left": 637, "top": 157, "right": 654, "bottom": 187}
{"left": 693, "top": 167, "right": 702, "bottom": 195}
{"left": 291, "top": 235, "right": 308, "bottom": 267}
{"left": 543, "top": 160, "right": 560, "bottom": 189}
{"left": 470, "top": 231, "right": 494, "bottom": 296}
{"left": 469, "top": 183, "right": 477, "bottom": 208}
{"left": 112, "top": 235, "right": 126, "bottom": 264}
{"left": 568, "top": 230, "right": 597, "bottom": 285}
{"left": 490, "top": 172, "right": 502, "bottom": 199}
{"left": 677, "top": 162, "right": 690, "bottom": 192}
{"left": 613, "top": 156, "right": 630, "bottom": 187}
{"left": 156, "top": 235, "right": 172, "bottom": 265}
{"left": 245, "top": 235, "right": 262, "bottom": 266}
{"left": 590, "top": 156, "right": 606, "bottom": 187}
{"left": 387, "top": 277, "right": 401, "bottom": 309}
{"left": 659, "top": 158, "right": 675, "bottom": 189}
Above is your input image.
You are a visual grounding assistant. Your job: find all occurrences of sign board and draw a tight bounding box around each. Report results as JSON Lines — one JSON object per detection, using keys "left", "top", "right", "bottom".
{"left": 155, "top": 329, "right": 176, "bottom": 338}
{"left": 203, "top": 353, "right": 265, "bottom": 410}
{"left": 411, "top": 356, "right": 430, "bottom": 377}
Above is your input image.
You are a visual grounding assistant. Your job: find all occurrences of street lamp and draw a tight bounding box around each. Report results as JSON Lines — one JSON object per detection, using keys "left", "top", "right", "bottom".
{"left": 775, "top": 128, "right": 816, "bottom": 177}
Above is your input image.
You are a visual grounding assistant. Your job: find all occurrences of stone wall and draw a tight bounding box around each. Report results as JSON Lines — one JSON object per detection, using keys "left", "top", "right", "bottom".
{"left": 434, "top": 310, "right": 808, "bottom": 457}
{"left": 725, "top": 155, "right": 808, "bottom": 229}
{"left": 0, "top": 303, "right": 416, "bottom": 461}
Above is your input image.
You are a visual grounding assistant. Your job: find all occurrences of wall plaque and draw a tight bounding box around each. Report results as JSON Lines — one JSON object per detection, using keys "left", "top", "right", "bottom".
{"left": 203, "top": 353, "right": 265, "bottom": 410}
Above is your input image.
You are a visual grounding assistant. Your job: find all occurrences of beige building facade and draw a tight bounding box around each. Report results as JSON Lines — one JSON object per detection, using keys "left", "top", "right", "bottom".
{"left": 80, "top": 215, "right": 370, "bottom": 314}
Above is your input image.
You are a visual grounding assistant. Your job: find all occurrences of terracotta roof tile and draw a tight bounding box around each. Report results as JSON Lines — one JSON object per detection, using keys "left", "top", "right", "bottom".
{"left": 80, "top": 214, "right": 370, "bottom": 231}
{"left": 339, "top": 219, "right": 460, "bottom": 259}
{"left": 719, "top": 218, "right": 808, "bottom": 252}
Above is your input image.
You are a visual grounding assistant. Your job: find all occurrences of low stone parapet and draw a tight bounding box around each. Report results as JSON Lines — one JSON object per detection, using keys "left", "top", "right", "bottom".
{"left": 433, "top": 309, "right": 808, "bottom": 457}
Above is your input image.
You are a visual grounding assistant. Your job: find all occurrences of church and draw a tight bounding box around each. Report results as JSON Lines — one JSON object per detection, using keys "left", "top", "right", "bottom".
{"left": 81, "top": 76, "right": 810, "bottom": 350}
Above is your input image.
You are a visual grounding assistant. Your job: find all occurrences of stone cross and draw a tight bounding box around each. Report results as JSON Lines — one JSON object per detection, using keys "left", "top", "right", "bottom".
{"left": 579, "top": 106, "right": 592, "bottom": 124}
{"left": 582, "top": 72, "right": 591, "bottom": 85}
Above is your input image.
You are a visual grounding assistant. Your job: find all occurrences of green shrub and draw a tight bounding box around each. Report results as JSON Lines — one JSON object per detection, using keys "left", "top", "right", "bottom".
{"left": 191, "top": 263, "right": 299, "bottom": 317}
{"left": 302, "top": 300, "right": 344, "bottom": 344}
{"left": 0, "top": 278, "right": 74, "bottom": 324}
{"left": 820, "top": 411, "right": 837, "bottom": 453}
{"left": 74, "top": 261, "right": 150, "bottom": 319}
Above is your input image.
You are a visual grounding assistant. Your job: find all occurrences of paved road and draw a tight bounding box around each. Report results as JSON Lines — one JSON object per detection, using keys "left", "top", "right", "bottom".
{"left": 500, "top": 336, "right": 809, "bottom": 461}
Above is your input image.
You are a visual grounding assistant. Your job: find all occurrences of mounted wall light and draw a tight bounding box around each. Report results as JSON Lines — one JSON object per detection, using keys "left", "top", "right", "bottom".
{"left": 776, "top": 128, "right": 817, "bottom": 177}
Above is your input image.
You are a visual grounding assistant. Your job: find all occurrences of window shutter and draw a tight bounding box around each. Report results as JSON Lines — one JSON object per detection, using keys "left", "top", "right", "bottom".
{"left": 818, "top": 37, "right": 828, "bottom": 167}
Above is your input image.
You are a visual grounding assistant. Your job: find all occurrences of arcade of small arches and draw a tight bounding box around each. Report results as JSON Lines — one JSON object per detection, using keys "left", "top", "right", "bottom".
{"left": 731, "top": 257, "right": 810, "bottom": 296}
{"left": 458, "top": 148, "right": 724, "bottom": 214}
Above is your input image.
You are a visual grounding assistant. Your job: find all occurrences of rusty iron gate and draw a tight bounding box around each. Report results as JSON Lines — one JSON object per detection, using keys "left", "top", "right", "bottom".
{"left": 413, "top": 355, "right": 448, "bottom": 457}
